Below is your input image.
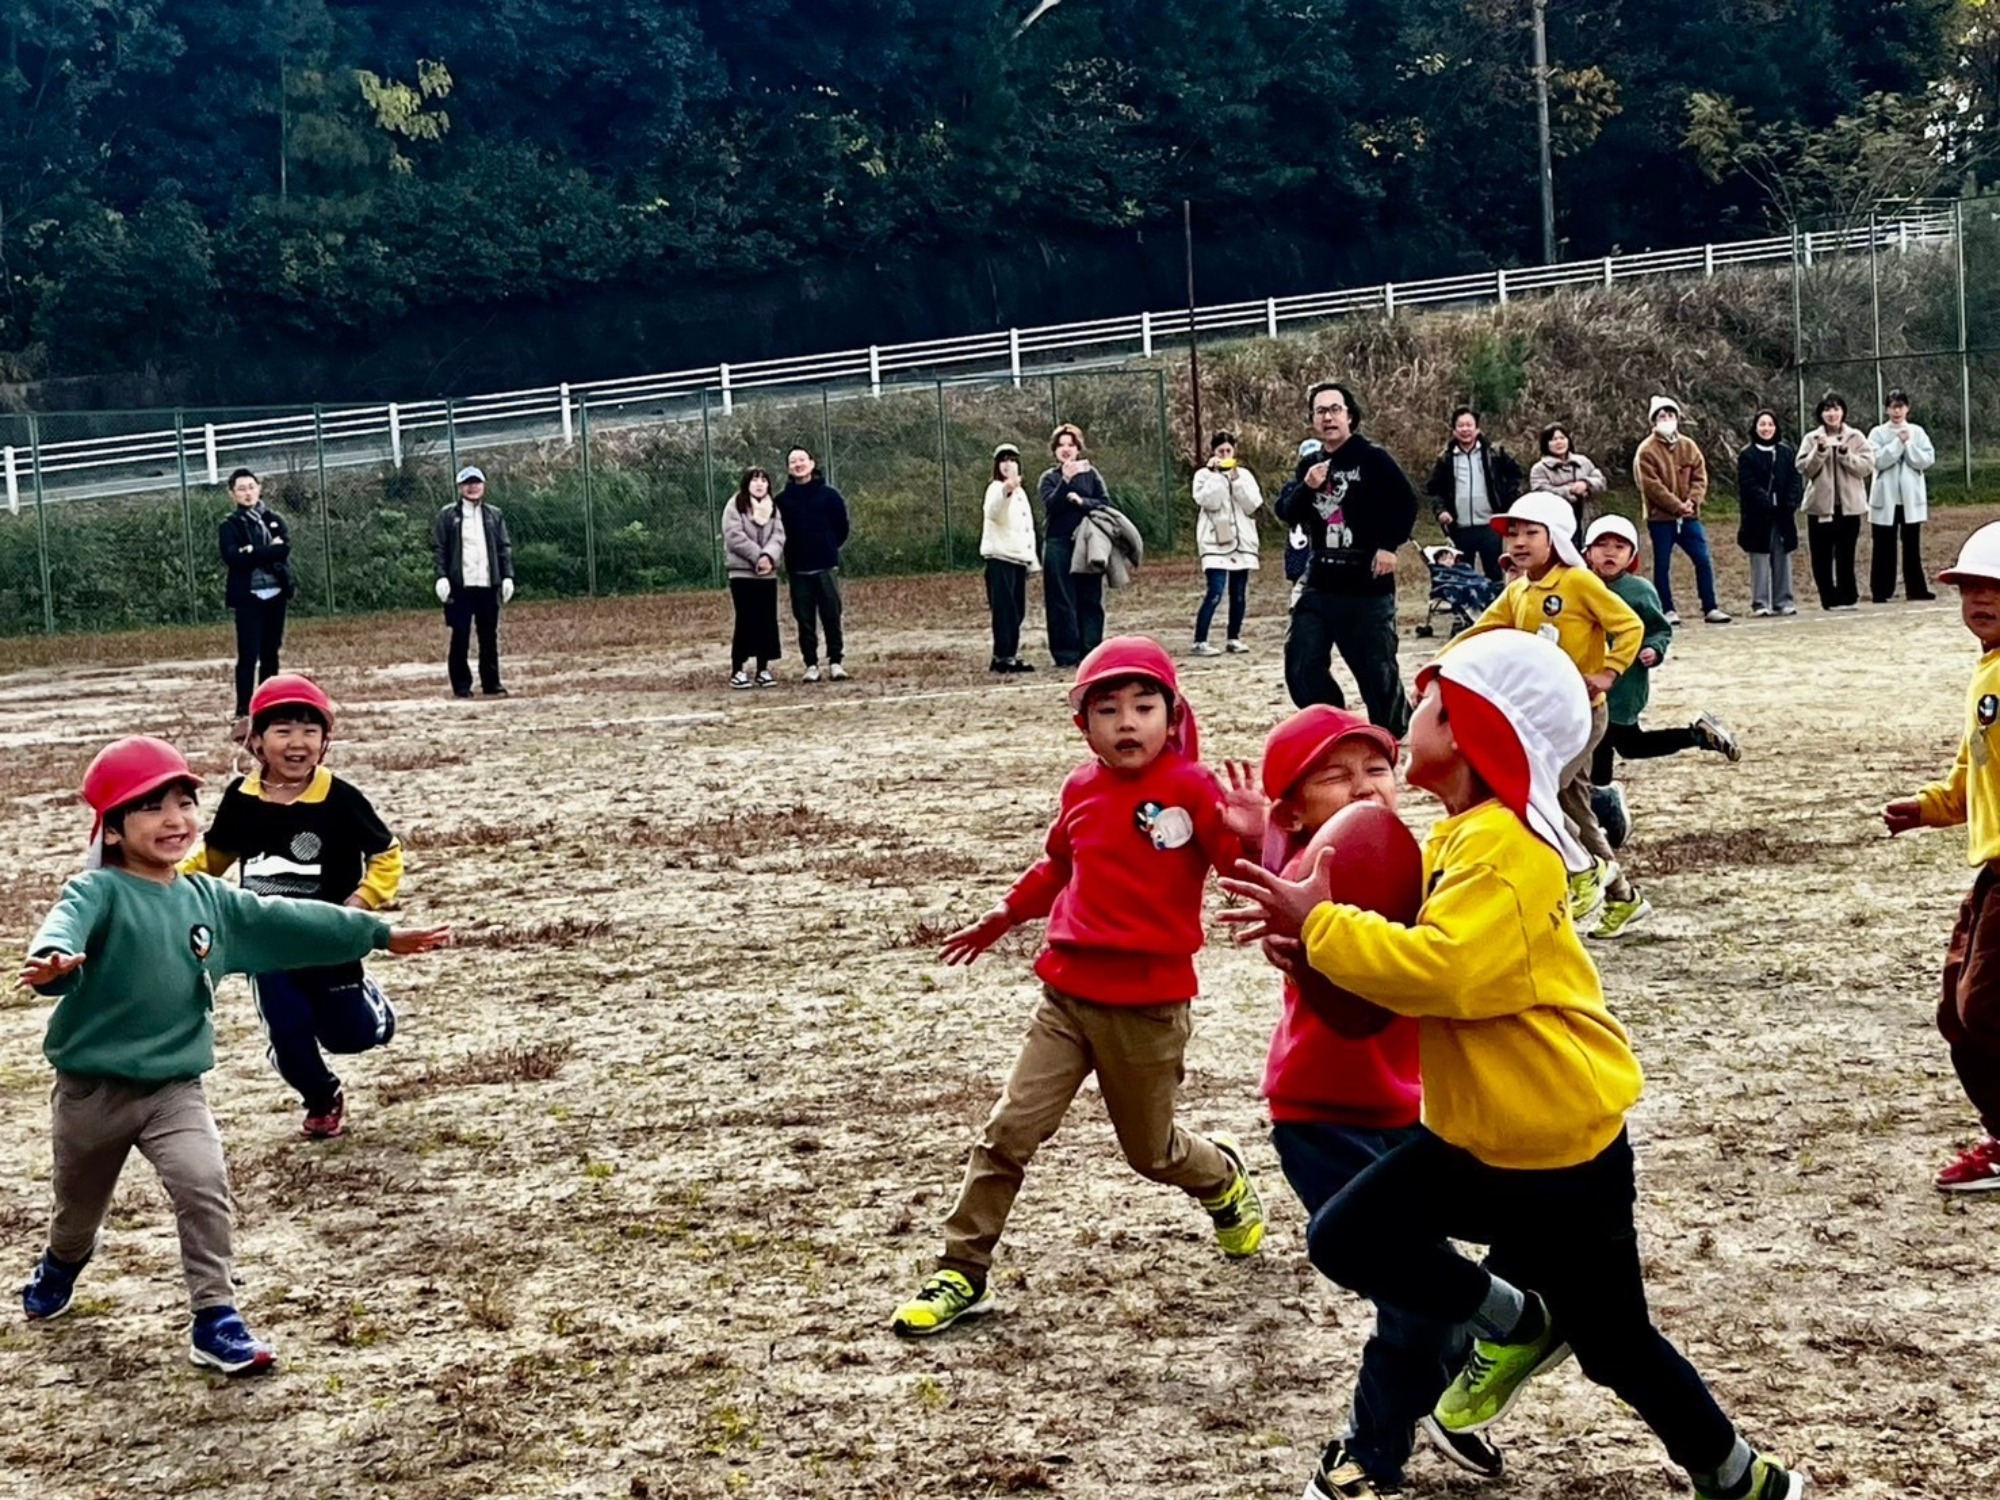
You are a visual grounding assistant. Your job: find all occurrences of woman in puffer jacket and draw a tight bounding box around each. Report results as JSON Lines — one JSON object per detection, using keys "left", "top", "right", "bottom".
{"left": 1794, "top": 391, "right": 1873, "bottom": 610}
{"left": 1528, "top": 422, "right": 1608, "bottom": 531}
{"left": 1191, "top": 430, "right": 1262, "bottom": 656}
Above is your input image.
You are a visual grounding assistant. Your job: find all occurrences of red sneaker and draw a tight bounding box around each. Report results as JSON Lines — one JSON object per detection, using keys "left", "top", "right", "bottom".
{"left": 1935, "top": 1137, "right": 2000, "bottom": 1192}
{"left": 301, "top": 1092, "right": 346, "bottom": 1141}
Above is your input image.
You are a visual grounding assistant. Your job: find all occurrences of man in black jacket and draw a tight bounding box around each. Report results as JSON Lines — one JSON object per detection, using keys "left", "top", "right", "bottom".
{"left": 1275, "top": 383, "right": 1416, "bottom": 736}
{"left": 432, "top": 465, "right": 516, "bottom": 698}
{"left": 218, "top": 468, "right": 294, "bottom": 731}
{"left": 776, "top": 446, "right": 853, "bottom": 681}
{"left": 1425, "top": 408, "right": 1522, "bottom": 582}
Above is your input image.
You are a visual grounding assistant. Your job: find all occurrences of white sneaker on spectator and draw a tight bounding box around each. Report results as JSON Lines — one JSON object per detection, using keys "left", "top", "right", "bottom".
{"left": 1663, "top": 609, "right": 1681, "bottom": 625}
{"left": 803, "top": 666, "right": 821, "bottom": 683}
{"left": 1191, "top": 641, "right": 1221, "bottom": 657}
{"left": 1225, "top": 639, "right": 1249, "bottom": 654}
{"left": 1703, "top": 607, "right": 1732, "bottom": 624}
{"left": 829, "top": 663, "right": 849, "bottom": 681}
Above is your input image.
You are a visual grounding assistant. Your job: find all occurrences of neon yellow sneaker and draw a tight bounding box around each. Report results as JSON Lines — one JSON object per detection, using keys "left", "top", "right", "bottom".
{"left": 1696, "top": 1455, "right": 1809, "bottom": 1500}
{"left": 1201, "top": 1133, "right": 1266, "bottom": 1258}
{"left": 889, "top": 1270, "right": 994, "bottom": 1338}
{"left": 1433, "top": 1294, "right": 1571, "bottom": 1433}
{"left": 1566, "top": 859, "right": 1607, "bottom": 928}
{"left": 1590, "top": 890, "right": 1654, "bottom": 941}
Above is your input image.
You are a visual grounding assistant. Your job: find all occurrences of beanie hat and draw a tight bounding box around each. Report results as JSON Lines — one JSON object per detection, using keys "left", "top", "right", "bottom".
{"left": 1647, "top": 396, "right": 1680, "bottom": 424}
{"left": 1417, "top": 632, "right": 1592, "bottom": 871}
{"left": 1489, "top": 493, "right": 1585, "bottom": 569}
{"left": 1069, "top": 636, "right": 1197, "bottom": 760}
{"left": 1583, "top": 514, "right": 1643, "bottom": 572}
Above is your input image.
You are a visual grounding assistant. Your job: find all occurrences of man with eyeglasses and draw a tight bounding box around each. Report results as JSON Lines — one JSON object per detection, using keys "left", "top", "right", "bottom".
{"left": 1273, "top": 382, "right": 1417, "bottom": 736}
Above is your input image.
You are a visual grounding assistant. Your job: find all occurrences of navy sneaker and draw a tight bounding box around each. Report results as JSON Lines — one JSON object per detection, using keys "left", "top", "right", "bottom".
{"left": 21, "top": 1249, "right": 88, "bottom": 1321}
{"left": 190, "top": 1306, "right": 276, "bottom": 1375}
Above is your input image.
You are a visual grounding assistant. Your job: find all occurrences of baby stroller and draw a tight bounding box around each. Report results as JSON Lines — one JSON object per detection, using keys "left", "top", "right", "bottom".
{"left": 1416, "top": 544, "right": 1504, "bottom": 638}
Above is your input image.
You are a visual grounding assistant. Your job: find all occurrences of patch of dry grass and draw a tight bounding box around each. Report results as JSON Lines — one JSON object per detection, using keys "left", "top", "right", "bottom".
{"left": 377, "top": 1040, "right": 576, "bottom": 1104}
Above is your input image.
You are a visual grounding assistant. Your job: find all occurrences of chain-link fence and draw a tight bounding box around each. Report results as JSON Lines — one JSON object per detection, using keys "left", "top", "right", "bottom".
{"left": 0, "top": 370, "right": 1170, "bottom": 636}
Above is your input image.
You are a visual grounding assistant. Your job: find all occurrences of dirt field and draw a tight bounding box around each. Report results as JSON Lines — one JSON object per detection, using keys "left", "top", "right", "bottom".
{"left": 4, "top": 514, "right": 2000, "bottom": 1500}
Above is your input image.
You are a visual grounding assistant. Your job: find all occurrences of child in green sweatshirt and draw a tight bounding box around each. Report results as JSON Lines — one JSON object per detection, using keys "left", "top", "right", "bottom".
{"left": 15, "top": 736, "right": 449, "bottom": 1376}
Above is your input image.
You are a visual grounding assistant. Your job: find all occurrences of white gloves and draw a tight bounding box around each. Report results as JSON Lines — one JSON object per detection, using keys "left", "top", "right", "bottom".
{"left": 435, "top": 578, "right": 451, "bottom": 603}
{"left": 501, "top": 579, "right": 515, "bottom": 604}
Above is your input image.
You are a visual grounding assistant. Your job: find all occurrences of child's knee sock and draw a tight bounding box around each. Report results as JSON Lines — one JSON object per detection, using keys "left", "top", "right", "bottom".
{"left": 1471, "top": 1274, "right": 1528, "bottom": 1342}
{"left": 1689, "top": 1436, "right": 1755, "bottom": 1497}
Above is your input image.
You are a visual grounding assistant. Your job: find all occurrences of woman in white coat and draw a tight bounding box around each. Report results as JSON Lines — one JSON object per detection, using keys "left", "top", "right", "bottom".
{"left": 1867, "top": 389, "right": 1938, "bottom": 604}
{"left": 980, "top": 444, "right": 1040, "bottom": 673}
{"left": 1191, "top": 430, "right": 1262, "bottom": 655}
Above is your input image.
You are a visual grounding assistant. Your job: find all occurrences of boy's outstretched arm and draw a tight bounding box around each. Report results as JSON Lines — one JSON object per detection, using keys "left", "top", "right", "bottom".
{"left": 21, "top": 880, "right": 107, "bottom": 995}
{"left": 1890, "top": 736, "right": 1969, "bottom": 834}
{"left": 941, "top": 804, "right": 1072, "bottom": 967}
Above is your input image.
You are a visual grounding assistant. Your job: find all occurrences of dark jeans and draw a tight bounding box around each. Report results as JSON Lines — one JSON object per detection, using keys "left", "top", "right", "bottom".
{"left": 1043, "top": 535, "right": 1104, "bottom": 666}
{"left": 1309, "top": 1127, "right": 1740, "bottom": 1478}
{"left": 1273, "top": 1121, "right": 1466, "bottom": 1486}
{"left": 251, "top": 971, "right": 396, "bottom": 1115}
{"left": 1870, "top": 507, "right": 1933, "bottom": 602}
{"left": 1284, "top": 589, "right": 1411, "bottom": 737}
{"left": 445, "top": 586, "right": 503, "bottom": 695}
{"left": 231, "top": 597, "right": 287, "bottom": 717}
{"left": 1590, "top": 718, "right": 1701, "bottom": 785}
{"left": 789, "top": 569, "right": 845, "bottom": 666}
{"left": 1446, "top": 524, "right": 1504, "bottom": 582}
{"left": 984, "top": 559, "right": 1029, "bottom": 661}
{"left": 1194, "top": 568, "right": 1249, "bottom": 644}
{"left": 1806, "top": 514, "right": 1861, "bottom": 608}
{"left": 1645, "top": 518, "right": 1718, "bottom": 614}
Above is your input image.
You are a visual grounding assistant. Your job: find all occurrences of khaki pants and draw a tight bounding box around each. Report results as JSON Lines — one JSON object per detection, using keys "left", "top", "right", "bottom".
{"left": 1558, "top": 698, "right": 1630, "bottom": 896}
{"left": 48, "top": 1074, "right": 235, "bottom": 1312}
{"left": 940, "top": 987, "right": 1233, "bottom": 1278}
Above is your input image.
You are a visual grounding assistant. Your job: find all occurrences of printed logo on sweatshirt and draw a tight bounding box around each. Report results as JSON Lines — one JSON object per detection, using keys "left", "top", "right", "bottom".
{"left": 1134, "top": 802, "right": 1195, "bottom": 851}
{"left": 291, "top": 831, "right": 324, "bottom": 863}
{"left": 1542, "top": 594, "right": 1564, "bottom": 617}
{"left": 188, "top": 924, "right": 213, "bottom": 961}
{"left": 1981, "top": 694, "right": 1998, "bottom": 729}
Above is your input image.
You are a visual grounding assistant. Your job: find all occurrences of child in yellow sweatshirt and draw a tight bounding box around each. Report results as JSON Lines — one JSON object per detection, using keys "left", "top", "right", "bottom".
{"left": 1449, "top": 492, "right": 1643, "bottom": 931}
{"left": 1885, "top": 519, "right": 2000, "bottom": 1191}
{"left": 1222, "top": 629, "right": 1804, "bottom": 1500}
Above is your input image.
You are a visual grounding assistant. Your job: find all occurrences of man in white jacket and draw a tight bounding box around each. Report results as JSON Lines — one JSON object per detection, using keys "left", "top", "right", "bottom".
{"left": 1867, "top": 389, "right": 1938, "bottom": 604}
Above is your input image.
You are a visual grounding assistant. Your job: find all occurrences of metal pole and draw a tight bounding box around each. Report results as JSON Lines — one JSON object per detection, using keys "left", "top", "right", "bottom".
{"left": 702, "top": 390, "right": 721, "bottom": 587}
{"left": 445, "top": 398, "right": 459, "bottom": 483}
{"left": 580, "top": 398, "right": 597, "bottom": 596}
{"left": 1048, "top": 374, "right": 1059, "bottom": 431}
{"left": 29, "top": 414, "right": 53, "bottom": 633}
{"left": 1958, "top": 198, "right": 1973, "bottom": 487}
{"left": 1532, "top": 0, "right": 1557, "bottom": 265}
{"left": 174, "top": 410, "right": 198, "bottom": 622}
{"left": 1791, "top": 225, "right": 1808, "bottom": 437}
{"left": 314, "top": 405, "right": 334, "bottom": 614}
{"left": 1869, "top": 209, "right": 1885, "bottom": 419}
{"left": 820, "top": 386, "right": 833, "bottom": 485}
{"left": 1155, "top": 369, "right": 1173, "bottom": 551}
{"left": 936, "top": 380, "right": 953, "bottom": 568}
{"left": 1184, "top": 199, "right": 1203, "bottom": 462}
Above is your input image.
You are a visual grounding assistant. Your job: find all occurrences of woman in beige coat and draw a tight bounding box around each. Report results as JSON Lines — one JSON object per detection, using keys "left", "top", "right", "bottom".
{"left": 1794, "top": 392, "right": 1872, "bottom": 610}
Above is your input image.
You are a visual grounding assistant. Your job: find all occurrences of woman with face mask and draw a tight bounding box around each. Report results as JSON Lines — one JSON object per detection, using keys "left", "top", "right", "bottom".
{"left": 1632, "top": 398, "right": 1729, "bottom": 625}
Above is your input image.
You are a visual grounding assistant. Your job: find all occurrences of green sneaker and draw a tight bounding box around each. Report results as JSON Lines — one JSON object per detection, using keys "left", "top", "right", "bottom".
{"left": 1590, "top": 891, "right": 1654, "bottom": 941}
{"left": 889, "top": 1270, "right": 994, "bottom": 1338}
{"left": 1433, "top": 1294, "right": 1571, "bottom": 1433}
{"left": 1566, "top": 860, "right": 1607, "bottom": 928}
{"left": 1696, "top": 1455, "right": 1808, "bottom": 1500}
{"left": 1201, "top": 1132, "right": 1266, "bottom": 1258}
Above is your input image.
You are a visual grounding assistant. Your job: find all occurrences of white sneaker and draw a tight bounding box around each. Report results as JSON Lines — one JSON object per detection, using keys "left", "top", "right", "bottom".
{"left": 1663, "top": 609, "right": 1681, "bottom": 626}
{"left": 828, "top": 663, "right": 849, "bottom": 681}
{"left": 1703, "top": 607, "right": 1732, "bottom": 624}
{"left": 1225, "top": 639, "right": 1249, "bottom": 654}
{"left": 755, "top": 670, "right": 775, "bottom": 689}
{"left": 730, "top": 671, "right": 753, "bottom": 690}
{"left": 1191, "top": 641, "right": 1221, "bottom": 657}
{"left": 1752, "top": 605, "right": 1771, "bottom": 617}
{"left": 1776, "top": 602, "right": 1797, "bottom": 615}
{"left": 803, "top": 666, "right": 821, "bottom": 683}
{"left": 1692, "top": 711, "right": 1742, "bottom": 763}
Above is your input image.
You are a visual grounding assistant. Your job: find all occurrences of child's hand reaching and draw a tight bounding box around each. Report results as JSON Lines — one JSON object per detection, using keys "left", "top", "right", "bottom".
{"left": 1638, "top": 647, "right": 1660, "bottom": 669}
{"left": 1883, "top": 798, "right": 1924, "bottom": 836}
{"left": 1219, "top": 850, "right": 1335, "bottom": 943}
{"left": 1219, "top": 760, "right": 1268, "bottom": 845}
{"left": 387, "top": 926, "right": 452, "bottom": 955}
{"left": 1583, "top": 669, "right": 1617, "bottom": 697}
{"left": 17, "top": 951, "right": 84, "bottom": 990}
{"left": 941, "top": 906, "right": 1013, "bottom": 966}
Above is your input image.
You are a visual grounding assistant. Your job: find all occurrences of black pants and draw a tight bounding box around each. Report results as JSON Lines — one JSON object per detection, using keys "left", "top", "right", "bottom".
{"left": 1309, "top": 1128, "right": 1739, "bottom": 1477}
{"left": 1447, "top": 524, "right": 1504, "bottom": 582}
{"left": 789, "top": 569, "right": 844, "bottom": 666}
{"left": 729, "top": 577, "right": 782, "bottom": 669}
{"left": 984, "top": 559, "right": 1029, "bottom": 661}
{"left": 1806, "top": 514, "right": 1861, "bottom": 608}
{"left": 445, "top": 587, "right": 503, "bottom": 695}
{"left": 231, "top": 597, "right": 287, "bottom": 717}
{"left": 1870, "top": 508, "right": 1932, "bottom": 602}
{"left": 1284, "top": 589, "right": 1411, "bottom": 737}
{"left": 1590, "top": 718, "right": 1701, "bottom": 786}
{"left": 1042, "top": 536, "right": 1104, "bottom": 666}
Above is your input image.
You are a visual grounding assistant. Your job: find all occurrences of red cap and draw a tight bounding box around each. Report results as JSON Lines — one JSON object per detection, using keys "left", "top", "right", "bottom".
{"left": 80, "top": 736, "right": 203, "bottom": 860}
{"left": 248, "top": 673, "right": 335, "bottom": 736}
{"left": 1260, "top": 706, "right": 1399, "bottom": 802}
{"left": 1068, "top": 636, "right": 1196, "bottom": 759}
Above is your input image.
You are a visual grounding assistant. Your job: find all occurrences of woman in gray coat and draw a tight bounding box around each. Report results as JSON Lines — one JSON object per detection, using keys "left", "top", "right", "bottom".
{"left": 722, "top": 467, "right": 787, "bottom": 688}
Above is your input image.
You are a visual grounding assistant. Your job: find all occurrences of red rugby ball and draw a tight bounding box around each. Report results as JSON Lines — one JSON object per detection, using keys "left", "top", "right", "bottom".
{"left": 1284, "top": 801, "right": 1425, "bottom": 1039}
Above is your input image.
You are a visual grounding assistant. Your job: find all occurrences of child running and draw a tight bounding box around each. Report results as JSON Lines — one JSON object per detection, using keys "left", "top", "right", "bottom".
{"left": 1254, "top": 706, "right": 1503, "bottom": 1498}
{"left": 890, "top": 636, "right": 1268, "bottom": 1336}
{"left": 1221, "top": 630, "right": 1806, "bottom": 1500}
{"left": 181, "top": 673, "right": 405, "bottom": 1139}
{"left": 1578, "top": 516, "right": 1742, "bottom": 935}
{"left": 1885, "top": 520, "right": 2000, "bottom": 1191}
{"left": 17, "top": 737, "right": 448, "bottom": 1373}
{"left": 1450, "top": 492, "right": 1643, "bottom": 932}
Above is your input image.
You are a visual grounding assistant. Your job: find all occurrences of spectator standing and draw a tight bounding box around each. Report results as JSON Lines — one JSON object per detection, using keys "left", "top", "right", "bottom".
{"left": 1425, "top": 408, "right": 1521, "bottom": 582}
{"left": 1191, "top": 430, "right": 1262, "bottom": 656}
{"left": 432, "top": 465, "right": 515, "bottom": 698}
{"left": 1735, "top": 409, "right": 1802, "bottom": 617}
{"left": 1633, "top": 396, "right": 1730, "bottom": 624}
{"left": 722, "top": 467, "right": 786, "bottom": 688}
{"left": 218, "top": 469, "right": 294, "bottom": 736}
{"left": 1795, "top": 392, "right": 1872, "bottom": 611}
{"left": 1528, "top": 423, "right": 1608, "bottom": 532}
{"left": 1275, "top": 382, "right": 1417, "bottom": 736}
{"left": 777, "top": 446, "right": 852, "bottom": 682}
{"left": 1039, "top": 423, "right": 1109, "bottom": 666}
{"left": 1868, "top": 389, "right": 1938, "bottom": 604}
{"left": 980, "top": 444, "right": 1038, "bottom": 674}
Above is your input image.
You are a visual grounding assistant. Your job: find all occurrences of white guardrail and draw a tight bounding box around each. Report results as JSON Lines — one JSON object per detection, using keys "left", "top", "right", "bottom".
{"left": 0, "top": 211, "right": 1957, "bottom": 513}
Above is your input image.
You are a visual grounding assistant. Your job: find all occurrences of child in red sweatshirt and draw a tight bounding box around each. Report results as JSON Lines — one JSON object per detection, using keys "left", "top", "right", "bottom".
{"left": 890, "top": 636, "right": 1267, "bottom": 1337}
{"left": 1256, "top": 707, "right": 1504, "bottom": 1499}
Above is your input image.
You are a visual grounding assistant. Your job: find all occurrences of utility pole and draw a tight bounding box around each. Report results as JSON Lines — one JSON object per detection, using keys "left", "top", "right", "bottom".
{"left": 1184, "top": 199, "right": 1203, "bottom": 462}
{"left": 1532, "top": 0, "right": 1556, "bottom": 264}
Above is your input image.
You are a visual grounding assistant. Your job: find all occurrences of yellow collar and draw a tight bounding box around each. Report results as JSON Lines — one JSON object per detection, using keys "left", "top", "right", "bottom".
{"left": 242, "top": 765, "right": 332, "bottom": 803}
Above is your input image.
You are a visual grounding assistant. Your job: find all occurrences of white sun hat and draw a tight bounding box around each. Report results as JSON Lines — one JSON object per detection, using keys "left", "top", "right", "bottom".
{"left": 1489, "top": 492, "right": 1585, "bottom": 569}
{"left": 1938, "top": 520, "right": 2000, "bottom": 586}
